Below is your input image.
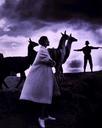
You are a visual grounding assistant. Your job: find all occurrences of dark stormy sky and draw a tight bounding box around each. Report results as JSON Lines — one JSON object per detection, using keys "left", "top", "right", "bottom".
{"left": 0, "top": 0, "right": 102, "bottom": 73}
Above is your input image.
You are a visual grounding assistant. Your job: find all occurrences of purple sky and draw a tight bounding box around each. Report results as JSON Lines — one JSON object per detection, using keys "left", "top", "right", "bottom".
{"left": 0, "top": 0, "right": 102, "bottom": 73}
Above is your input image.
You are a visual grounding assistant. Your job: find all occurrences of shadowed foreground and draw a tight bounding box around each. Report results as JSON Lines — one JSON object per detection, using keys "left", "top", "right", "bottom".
{"left": 0, "top": 71, "right": 102, "bottom": 128}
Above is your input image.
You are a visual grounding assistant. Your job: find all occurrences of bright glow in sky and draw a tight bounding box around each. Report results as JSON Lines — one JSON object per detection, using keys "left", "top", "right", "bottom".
{"left": 0, "top": 19, "right": 6, "bottom": 28}
{"left": 0, "top": 0, "right": 5, "bottom": 6}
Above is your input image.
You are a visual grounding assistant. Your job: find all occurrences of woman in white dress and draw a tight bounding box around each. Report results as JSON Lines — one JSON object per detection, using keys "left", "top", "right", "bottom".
{"left": 20, "top": 36, "right": 56, "bottom": 128}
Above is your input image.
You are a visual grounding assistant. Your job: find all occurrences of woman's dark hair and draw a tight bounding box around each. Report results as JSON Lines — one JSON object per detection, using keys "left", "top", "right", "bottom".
{"left": 38, "top": 36, "right": 48, "bottom": 46}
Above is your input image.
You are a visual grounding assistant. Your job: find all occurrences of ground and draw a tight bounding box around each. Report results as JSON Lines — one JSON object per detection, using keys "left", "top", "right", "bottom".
{"left": 0, "top": 71, "right": 102, "bottom": 128}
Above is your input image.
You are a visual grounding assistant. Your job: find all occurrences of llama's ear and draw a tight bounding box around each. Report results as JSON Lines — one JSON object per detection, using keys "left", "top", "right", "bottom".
{"left": 70, "top": 33, "right": 72, "bottom": 37}
{"left": 28, "top": 38, "right": 31, "bottom": 43}
{"left": 64, "top": 30, "right": 66, "bottom": 34}
{"left": 61, "top": 32, "right": 64, "bottom": 35}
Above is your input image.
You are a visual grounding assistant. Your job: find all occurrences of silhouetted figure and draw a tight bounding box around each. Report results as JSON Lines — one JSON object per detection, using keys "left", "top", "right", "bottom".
{"left": 0, "top": 39, "right": 38, "bottom": 89}
{"left": 74, "top": 41, "right": 100, "bottom": 72}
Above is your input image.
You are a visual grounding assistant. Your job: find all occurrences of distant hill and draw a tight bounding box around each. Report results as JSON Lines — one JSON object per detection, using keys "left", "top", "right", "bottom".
{"left": 0, "top": 71, "right": 102, "bottom": 128}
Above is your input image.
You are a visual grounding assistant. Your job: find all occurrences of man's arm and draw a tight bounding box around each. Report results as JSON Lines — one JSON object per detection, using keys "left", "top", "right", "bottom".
{"left": 74, "top": 48, "right": 83, "bottom": 51}
{"left": 91, "top": 46, "right": 101, "bottom": 49}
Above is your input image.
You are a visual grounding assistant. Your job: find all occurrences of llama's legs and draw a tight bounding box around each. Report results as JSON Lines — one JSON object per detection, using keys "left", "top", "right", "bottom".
{"left": 15, "top": 72, "right": 26, "bottom": 88}
{"left": 55, "top": 64, "right": 64, "bottom": 87}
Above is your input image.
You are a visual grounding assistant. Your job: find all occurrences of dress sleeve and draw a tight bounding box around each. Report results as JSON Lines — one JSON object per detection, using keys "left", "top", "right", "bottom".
{"left": 37, "top": 48, "right": 55, "bottom": 67}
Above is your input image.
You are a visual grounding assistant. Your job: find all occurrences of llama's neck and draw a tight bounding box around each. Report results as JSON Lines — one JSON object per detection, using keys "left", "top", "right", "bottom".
{"left": 57, "top": 36, "right": 68, "bottom": 64}
{"left": 63, "top": 40, "right": 73, "bottom": 63}
{"left": 28, "top": 45, "right": 37, "bottom": 65}
{"left": 58, "top": 37, "right": 67, "bottom": 49}
{"left": 66, "top": 40, "right": 73, "bottom": 52}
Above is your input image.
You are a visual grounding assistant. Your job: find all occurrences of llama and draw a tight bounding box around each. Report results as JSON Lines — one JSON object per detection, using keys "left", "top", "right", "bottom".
{"left": 48, "top": 31, "right": 69, "bottom": 85}
{"left": 0, "top": 39, "right": 38, "bottom": 89}
{"left": 48, "top": 31, "right": 69, "bottom": 74}
{"left": 48, "top": 32, "right": 77, "bottom": 85}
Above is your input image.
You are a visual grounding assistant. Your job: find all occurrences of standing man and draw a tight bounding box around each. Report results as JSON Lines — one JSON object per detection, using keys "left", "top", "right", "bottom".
{"left": 74, "top": 40, "right": 100, "bottom": 72}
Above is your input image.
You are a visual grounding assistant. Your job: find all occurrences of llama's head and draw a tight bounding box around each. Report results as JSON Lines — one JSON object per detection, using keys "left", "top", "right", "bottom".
{"left": 61, "top": 30, "right": 69, "bottom": 40}
{"left": 68, "top": 33, "right": 78, "bottom": 43}
{"left": 28, "top": 38, "right": 39, "bottom": 48}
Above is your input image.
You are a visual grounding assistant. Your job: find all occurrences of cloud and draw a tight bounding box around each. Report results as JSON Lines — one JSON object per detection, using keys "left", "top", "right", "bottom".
{"left": 0, "top": 0, "right": 17, "bottom": 19}
{"left": 0, "top": 35, "right": 28, "bottom": 56}
{"left": 0, "top": 0, "right": 102, "bottom": 21}
{"left": 68, "top": 60, "right": 82, "bottom": 68}
{"left": 0, "top": 18, "right": 51, "bottom": 37}
{"left": 0, "top": 0, "right": 5, "bottom": 6}
{"left": 0, "top": 0, "right": 101, "bottom": 36}
{"left": 16, "top": 0, "right": 47, "bottom": 19}
{"left": 15, "top": 0, "right": 102, "bottom": 21}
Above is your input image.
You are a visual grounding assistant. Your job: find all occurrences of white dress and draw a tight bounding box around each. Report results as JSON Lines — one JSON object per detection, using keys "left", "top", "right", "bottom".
{"left": 20, "top": 46, "right": 55, "bottom": 104}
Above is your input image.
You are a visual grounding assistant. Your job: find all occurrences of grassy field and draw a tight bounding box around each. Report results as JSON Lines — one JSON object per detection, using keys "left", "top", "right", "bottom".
{"left": 0, "top": 71, "right": 102, "bottom": 128}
